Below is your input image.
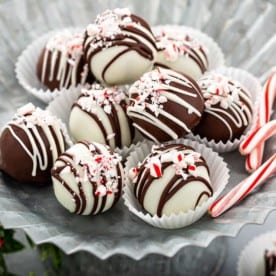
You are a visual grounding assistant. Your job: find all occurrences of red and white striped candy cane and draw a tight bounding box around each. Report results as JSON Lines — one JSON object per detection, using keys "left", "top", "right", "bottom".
{"left": 243, "top": 72, "right": 276, "bottom": 172}
{"left": 240, "top": 120, "right": 276, "bottom": 155}
{"left": 209, "top": 154, "right": 276, "bottom": 218}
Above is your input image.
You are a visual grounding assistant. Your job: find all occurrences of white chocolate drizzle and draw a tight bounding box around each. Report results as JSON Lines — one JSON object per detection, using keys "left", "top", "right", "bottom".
{"left": 2, "top": 103, "right": 65, "bottom": 176}
{"left": 127, "top": 68, "right": 204, "bottom": 142}
{"left": 199, "top": 73, "right": 253, "bottom": 140}
{"left": 41, "top": 30, "right": 89, "bottom": 89}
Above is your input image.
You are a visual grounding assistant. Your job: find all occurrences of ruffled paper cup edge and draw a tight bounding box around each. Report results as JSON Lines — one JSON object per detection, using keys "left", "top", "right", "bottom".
{"left": 122, "top": 138, "right": 230, "bottom": 229}
{"left": 188, "top": 66, "right": 262, "bottom": 153}
{"left": 15, "top": 27, "right": 85, "bottom": 103}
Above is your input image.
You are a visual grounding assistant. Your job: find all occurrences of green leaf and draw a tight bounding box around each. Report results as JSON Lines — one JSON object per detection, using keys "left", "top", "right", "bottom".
{"left": 41, "top": 245, "right": 48, "bottom": 261}
{"left": 1, "top": 240, "right": 25, "bottom": 254}
{"left": 0, "top": 254, "right": 7, "bottom": 275}
{"left": 3, "top": 229, "right": 15, "bottom": 240}
{"left": 25, "top": 235, "right": 35, "bottom": 249}
{"left": 40, "top": 244, "right": 62, "bottom": 272}
{"left": 0, "top": 228, "right": 4, "bottom": 237}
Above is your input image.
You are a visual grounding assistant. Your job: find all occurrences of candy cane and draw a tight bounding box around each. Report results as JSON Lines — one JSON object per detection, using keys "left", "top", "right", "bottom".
{"left": 244, "top": 72, "right": 276, "bottom": 172}
{"left": 240, "top": 120, "right": 276, "bottom": 155}
{"left": 209, "top": 154, "right": 276, "bottom": 218}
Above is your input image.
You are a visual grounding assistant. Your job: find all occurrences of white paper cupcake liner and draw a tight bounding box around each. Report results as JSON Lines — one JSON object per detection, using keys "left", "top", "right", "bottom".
{"left": 237, "top": 231, "right": 276, "bottom": 276}
{"left": 152, "top": 25, "right": 225, "bottom": 73}
{"left": 123, "top": 138, "right": 230, "bottom": 229}
{"left": 187, "top": 66, "right": 262, "bottom": 153}
{"left": 15, "top": 28, "right": 85, "bottom": 103}
{"left": 46, "top": 85, "right": 136, "bottom": 160}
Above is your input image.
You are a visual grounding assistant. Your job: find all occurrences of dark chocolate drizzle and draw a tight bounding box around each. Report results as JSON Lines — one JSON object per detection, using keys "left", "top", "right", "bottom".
{"left": 83, "top": 13, "right": 156, "bottom": 83}
{"left": 155, "top": 36, "right": 208, "bottom": 74}
{"left": 72, "top": 102, "right": 109, "bottom": 145}
{"left": 51, "top": 141, "right": 122, "bottom": 215}
{"left": 133, "top": 144, "right": 212, "bottom": 217}
{"left": 72, "top": 91, "right": 131, "bottom": 148}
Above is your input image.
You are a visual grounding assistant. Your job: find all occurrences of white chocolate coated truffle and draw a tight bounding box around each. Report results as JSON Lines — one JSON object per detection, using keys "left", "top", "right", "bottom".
{"left": 51, "top": 141, "right": 123, "bottom": 215}
{"left": 130, "top": 144, "right": 212, "bottom": 217}
{"left": 69, "top": 84, "right": 133, "bottom": 149}
{"left": 83, "top": 8, "right": 157, "bottom": 85}
{"left": 154, "top": 28, "right": 208, "bottom": 80}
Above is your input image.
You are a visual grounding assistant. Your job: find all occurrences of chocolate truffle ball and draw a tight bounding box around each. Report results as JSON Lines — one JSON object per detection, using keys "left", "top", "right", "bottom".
{"left": 264, "top": 248, "right": 276, "bottom": 275}
{"left": 127, "top": 68, "right": 205, "bottom": 143}
{"left": 154, "top": 28, "right": 208, "bottom": 80}
{"left": 0, "top": 103, "right": 66, "bottom": 184}
{"left": 129, "top": 143, "right": 212, "bottom": 217}
{"left": 51, "top": 141, "right": 123, "bottom": 215}
{"left": 37, "top": 30, "right": 94, "bottom": 90}
{"left": 69, "top": 84, "right": 134, "bottom": 149}
{"left": 83, "top": 8, "right": 157, "bottom": 85}
{"left": 194, "top": 73, "right": 253, "bottom": 142}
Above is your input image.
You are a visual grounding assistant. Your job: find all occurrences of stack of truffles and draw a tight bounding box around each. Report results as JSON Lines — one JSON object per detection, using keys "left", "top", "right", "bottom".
{"left": 0, "top": 8, "right": 254, "bottom": 222}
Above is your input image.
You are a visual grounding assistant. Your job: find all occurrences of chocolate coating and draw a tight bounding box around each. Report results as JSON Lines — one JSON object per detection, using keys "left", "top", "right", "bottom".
{"left": 265, "top": 249, "right": 276, "bottom": 276}
{"left": 130, "top": 143, "right": 212, "bottom": 217}
{"left": 37, "top": 31, "right": 94, "bottom": 91}
{"left": 83, "top": 8, "right": 157, "bottom": 85}
{"left": 154, "top": 28, "right": 208, "bottom": 80}
{"left": 51, "top": 141, "right": 123, "bottom": 215}
{"left": 194, "top": 73, "right": 253, "bottom": 142}
{"left": 69, "top": 84, "right": 134, "bottom": 149}
{"left": 127, "top": 68, "right": 205, "bottom": 143}
{"left": 0, "top": 104, "right": 66, "bottom": 185}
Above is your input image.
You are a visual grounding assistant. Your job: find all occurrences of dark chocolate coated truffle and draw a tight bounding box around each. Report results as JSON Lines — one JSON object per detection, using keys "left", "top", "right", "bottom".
{"left": 37, "top": 30, "right": 94, "bottom": 91}
{"left": 127, "top": 68, "right": 205, "bottom": 143}
{"left": 194, "top": 73, "right": 253, "bottom": 142}
{"left": 0, "top": 103, "right": 66, "bottom": 185}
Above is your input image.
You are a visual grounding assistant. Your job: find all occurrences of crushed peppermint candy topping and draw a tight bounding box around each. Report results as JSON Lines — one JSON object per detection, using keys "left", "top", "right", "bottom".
{"left": 199, "top": 73, "right": 248, "bottom": 109}
{"left": 155, "top": 29, "right": 206, "bottom": 62}
{"left": 77, "top": 84, "right": 126, "bottom": 115}
{"left": 129, "top": 69, "right": 169, "bottom": 117}
{"left": 86, "top": 8, "right": 132, "bottom": 38}
{"left": 46, "top": 30, "right": 84, "bottom": 60}
{"left": 73, "top": 145, "right": 121, "bottom": 197}
{"left": 129, "top": 145, "right": 202, "bottom": 181}
{"left": 13, "top": 103, "right": 60, "bottom": 128}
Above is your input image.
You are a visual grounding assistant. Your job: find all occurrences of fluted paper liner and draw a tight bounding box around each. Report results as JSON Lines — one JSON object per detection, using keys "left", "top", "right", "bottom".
{"left": 237, "top": 231, "right": 276, "bottom": 276}
{"left": 15, "top": 28, "right": 84, "bottom": 103}
{"left": 152, "top": 25, "right": 225, "bottom": 73}
{"left": 123, "top": 138, "right": 229, "bottom": 229}
{"left": 187, "top": 66, "right": 262, "bottom": 153}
